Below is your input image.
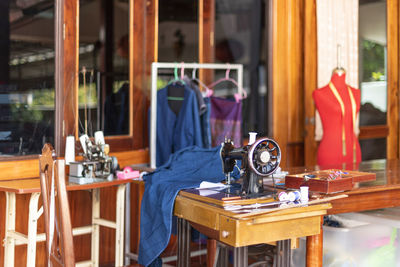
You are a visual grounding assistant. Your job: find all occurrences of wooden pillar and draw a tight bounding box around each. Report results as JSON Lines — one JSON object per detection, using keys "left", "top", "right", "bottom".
{"left": 304, "top": 0, "right": 318, "bottom": 166}
{"left": 55, "top": 0, "right": 78, "bottom": 156}
{"left": 199, "top": 0, "right": 215, "bottom": 86}
{"left": 271, "top": 0, "right": 305, "bottom": 167}
{"left": 0, "top": 0, "right": 10, "bottom": 84}
{"left": 271, "top": 0, "right": 289, "bottom": 167}
{"left": 129, "top": 0, "right": 158, "bottom": 252}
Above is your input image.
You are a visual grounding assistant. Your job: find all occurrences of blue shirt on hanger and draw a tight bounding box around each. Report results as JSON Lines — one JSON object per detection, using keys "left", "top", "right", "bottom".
{"left": 156, "top": 84, "right": 204, "bottom": 166}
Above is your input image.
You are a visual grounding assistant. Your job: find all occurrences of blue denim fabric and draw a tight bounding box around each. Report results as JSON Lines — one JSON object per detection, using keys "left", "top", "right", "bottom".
{"left": 138, "top": 146, "right": 240, "bottom": 266}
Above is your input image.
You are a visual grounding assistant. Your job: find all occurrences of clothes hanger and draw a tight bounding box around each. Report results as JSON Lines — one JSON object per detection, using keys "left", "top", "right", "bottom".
{"left": 167, "top": 64, "right": 186, "bottom": 86}
{"left": 191, "top": 68, "right": 212, "bottom": 97}
{"left": 207, "top": 66, "right": 247, "bottom": 102}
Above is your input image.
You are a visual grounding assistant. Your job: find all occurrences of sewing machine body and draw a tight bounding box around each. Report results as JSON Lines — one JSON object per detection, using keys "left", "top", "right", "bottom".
{"left": 220, "top": 136, "right": 281, "bottom": 197}
{"left": 69, "top": 135, "right": 117, "bottom": 184}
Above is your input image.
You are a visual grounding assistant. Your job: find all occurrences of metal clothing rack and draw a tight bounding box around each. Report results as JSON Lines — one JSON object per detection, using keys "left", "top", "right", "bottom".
{"left": 150, "top": 62, "right": 244, "bottom": 168}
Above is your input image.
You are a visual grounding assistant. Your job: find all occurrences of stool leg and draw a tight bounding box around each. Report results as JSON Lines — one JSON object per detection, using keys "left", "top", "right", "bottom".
{"left": 124, "top": 183, "right": 131, "bottom": 265}
{"left": 233, "top": 246, "right": 248, "bottom": 267}
{"left": 115, "top": 184, "right": 126, "bottom": 267}
{"left": 26, "top": 192, "right": 41, "bottom": 267}
{"left": 177, "top": 217, "right": 191, "bottom": 267}
{"left": 4, "top": 192, "right": 16, "bottom": 267}
{"left": 91, "top": 189, "right": 100, "bottom": 267}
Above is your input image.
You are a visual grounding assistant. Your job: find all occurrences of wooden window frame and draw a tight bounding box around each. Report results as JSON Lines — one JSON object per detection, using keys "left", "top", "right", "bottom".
{"left": 55, "top": 0, "right": 157, "bottom": 157}
{"left": 57, "top": 0, "right": 215, "bottom": 156}
{"left": 4, "top": 0, "right": 213, "bottom": 161}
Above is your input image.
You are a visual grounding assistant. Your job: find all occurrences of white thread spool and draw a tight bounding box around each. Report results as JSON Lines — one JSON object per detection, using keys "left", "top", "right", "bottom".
{"left": 65, "top": 136, "right": 75, "bottom": 165}
{"left": 94, "top": 131, "right": 105, "bottom": 145}
{"left": 248, "top": 132, "right": 257, "bottom": 145}
{"left": 288, "top": 191, "right": 301, "bottom": 202}
{"left": 278, "top": 191, "right": 289, "bottom": 201}
{"left": 79, "top": 134, "right": 89, "bottom": 154}
{"left": 300, "top": 186, "right": 309, "bottom": 203}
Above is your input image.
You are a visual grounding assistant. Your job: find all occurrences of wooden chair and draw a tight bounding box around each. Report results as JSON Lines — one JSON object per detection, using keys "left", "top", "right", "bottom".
{"left": 39, "top": 143, "right": 75, "bottom": 267}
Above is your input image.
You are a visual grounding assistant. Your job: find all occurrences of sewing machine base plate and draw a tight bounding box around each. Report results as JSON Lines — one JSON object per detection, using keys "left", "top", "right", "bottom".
{"left": 69, "top": 174, "right": 113, "bottom": 185}
{"left": 181, "top": 185, "right": 278, "bottom": 207}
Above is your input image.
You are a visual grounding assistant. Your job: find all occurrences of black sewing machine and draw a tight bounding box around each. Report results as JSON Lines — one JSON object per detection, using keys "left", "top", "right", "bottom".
{"left": 220, "top": 136, "right": 281, "bottom": 197}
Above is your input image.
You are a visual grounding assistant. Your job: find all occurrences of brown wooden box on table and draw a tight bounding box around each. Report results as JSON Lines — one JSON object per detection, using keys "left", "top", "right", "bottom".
{"left": 284, "top": 169, "right": 376, "bottom": 194}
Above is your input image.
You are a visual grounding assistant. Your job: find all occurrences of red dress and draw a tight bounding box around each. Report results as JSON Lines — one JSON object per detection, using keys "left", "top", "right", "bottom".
{"left": 312, "top": 73, "right": 361, "bottom": 166}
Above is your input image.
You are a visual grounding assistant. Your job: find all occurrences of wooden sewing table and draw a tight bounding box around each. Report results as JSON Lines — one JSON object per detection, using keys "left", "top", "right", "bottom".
{"left": 174, "top": 188, "right": 332, "bottom": 267}
{"left": 0, "top": 177, "right": 129, "bottom": 267}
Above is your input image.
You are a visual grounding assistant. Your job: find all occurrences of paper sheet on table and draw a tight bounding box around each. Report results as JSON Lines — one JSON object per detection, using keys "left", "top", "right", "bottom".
{"left": 197, "top": 181, "right": 227, "bottom": 189}
{"left": 197, "top": 181, "right": 227, "bottom": 196}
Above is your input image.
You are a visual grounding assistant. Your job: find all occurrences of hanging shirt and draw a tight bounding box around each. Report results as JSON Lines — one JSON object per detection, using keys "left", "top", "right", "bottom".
{"left": 104, "top": 83, "right": 129, "bottom": 135}
{"left": 210, "top": 96, "right": 242, "bottom": 147}
{"left": 156, "top": 84, "right": 204, "bottom": 166}
{"left": 183, "top": 76, "right": 207, "bottom": 115}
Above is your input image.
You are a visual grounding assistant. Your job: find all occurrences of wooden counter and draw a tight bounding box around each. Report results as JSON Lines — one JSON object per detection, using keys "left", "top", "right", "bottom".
{"left": 283, "top": 159, "right": 400, "bottom": 266}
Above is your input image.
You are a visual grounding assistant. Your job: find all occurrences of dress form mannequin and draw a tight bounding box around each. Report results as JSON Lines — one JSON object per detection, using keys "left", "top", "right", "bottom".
{"left": 312, "top": 71, "right": 361, "bottom": 166}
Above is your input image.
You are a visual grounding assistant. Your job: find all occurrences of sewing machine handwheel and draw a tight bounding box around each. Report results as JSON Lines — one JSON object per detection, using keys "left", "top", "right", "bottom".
{"left": 248, "top": 138, "right": 281, "bottom": 177}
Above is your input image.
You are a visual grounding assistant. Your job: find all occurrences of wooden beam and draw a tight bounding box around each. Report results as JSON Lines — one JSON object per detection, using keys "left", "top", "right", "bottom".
{"left": 271, "top": 0, "right": 289, "bottom": 167}
{"left": 359, "top": 125, "right": 389, "bottom": 140}
{"left": 304, "top": 0, "right": 318, "bottom": 166}
{"left": 387, "top": 0, "right": 399, "bottom": 159}
{"left": 55, "top": 0, "right": 78, "bottom": 156}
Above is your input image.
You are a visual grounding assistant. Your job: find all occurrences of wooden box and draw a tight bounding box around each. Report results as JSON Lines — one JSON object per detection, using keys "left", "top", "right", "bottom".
{"left": 284, "top": 169, "right": 376, "bottom": 194}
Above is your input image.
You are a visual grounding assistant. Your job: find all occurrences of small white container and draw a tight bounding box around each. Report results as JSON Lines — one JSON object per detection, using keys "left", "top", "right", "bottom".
{"left": 65, "top": 135, "right": 75, "bottom": 165}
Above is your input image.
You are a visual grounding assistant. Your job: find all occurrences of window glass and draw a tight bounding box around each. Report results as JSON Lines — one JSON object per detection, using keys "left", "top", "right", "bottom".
{"left": 214, "top": 0, "right": 268, "bottom": 139}
{"left": 0, "top": 0, "right": 55, "bottom": 156}
{"left": 78, "top": 0, "right": 130, "bottom": 136}
{"left": 158, "top": 0, "right": 198, "bottom": 63}
{"left": 157, "top": 0, "right": 198, "bottom": 89}
{"left": 360, "top": 138, "right": 386, "bottom": 161}
{"left": 359, "top": 0, "right": 387, "bottom": 126}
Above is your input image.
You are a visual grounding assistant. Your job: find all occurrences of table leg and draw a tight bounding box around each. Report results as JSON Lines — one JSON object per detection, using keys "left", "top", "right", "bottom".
{"left": 233, "top": 246, "right": 248, "bottom": 267}
{"left": 4, "top": 192, "right": 16, "bottom": 267}
{"left": 207, "top": 239, "right": 217, "bottom": 267}
{"left": 26, "top": 192, "right": 41, "bottom": 267}
{"left": 115, "top": 184, "right": 126, "bottom": 267}
{"left": 91, "top": 188, "right": 100, "bottom": 267}
{"left": 306, "top": 219, "right": 323, "bottom": 267}
{"left": 177, "top": 217, "right": 191, "bottom": 267}
{"left": 124, "top": 183, "right": 131, "bottom": 265}
{"left": 274, "top": 239, "right": 291, "bottom": 267}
